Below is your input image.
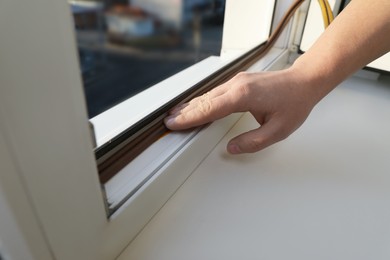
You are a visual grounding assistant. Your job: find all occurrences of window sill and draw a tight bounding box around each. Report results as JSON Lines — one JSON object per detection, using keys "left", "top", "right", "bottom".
{"left": 118, "top": 74, "right": 390, "bottom": 260}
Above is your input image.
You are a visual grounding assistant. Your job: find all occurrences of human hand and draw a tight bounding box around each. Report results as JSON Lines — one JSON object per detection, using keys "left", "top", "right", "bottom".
{"left": 164, "top": 68, "right": 319, "bottom": 154}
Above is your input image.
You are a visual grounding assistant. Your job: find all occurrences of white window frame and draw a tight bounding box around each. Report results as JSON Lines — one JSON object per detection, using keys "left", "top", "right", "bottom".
{"left": 0, "top": 0, "right": 300, "bottom": 259}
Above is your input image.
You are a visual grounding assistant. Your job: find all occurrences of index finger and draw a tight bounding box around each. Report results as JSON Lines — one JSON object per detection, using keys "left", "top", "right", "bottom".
{"left": 164, "top": 92, "right": 236, "bottom": 130}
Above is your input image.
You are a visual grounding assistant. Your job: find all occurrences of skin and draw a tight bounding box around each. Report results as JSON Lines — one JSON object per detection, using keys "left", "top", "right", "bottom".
{"left": 164, "top": 0, "right": 390, "bottom": 154}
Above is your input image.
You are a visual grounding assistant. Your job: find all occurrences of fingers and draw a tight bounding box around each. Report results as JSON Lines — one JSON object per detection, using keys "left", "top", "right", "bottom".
{"left": 164, "top": 73, "right": 253, "bottom": 130}
{"left": 165, "top": 82, "right": 234, "bottom": 129}
{"left": 227, "top": 118, "right": 289, "bottom": 154}
{"left": 164, "top": 92, "right": 236, "bottom": 130}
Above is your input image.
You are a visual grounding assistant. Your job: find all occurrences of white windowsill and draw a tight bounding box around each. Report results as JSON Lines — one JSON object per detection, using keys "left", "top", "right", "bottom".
{"left": 118, "top": 73, "right": 390, "bottom": 259}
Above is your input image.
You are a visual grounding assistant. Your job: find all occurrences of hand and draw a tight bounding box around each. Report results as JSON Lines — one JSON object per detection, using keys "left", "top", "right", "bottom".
{"left": 167, "top": 0, "right": 390, "bottom": 154}
{"left": 164, "top": 68, "right": 319, "bottom": 154}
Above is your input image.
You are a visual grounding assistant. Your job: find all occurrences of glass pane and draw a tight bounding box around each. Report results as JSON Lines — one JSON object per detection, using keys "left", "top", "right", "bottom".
{"left": 69, "top": 0, "right": 225, "bottom": 118}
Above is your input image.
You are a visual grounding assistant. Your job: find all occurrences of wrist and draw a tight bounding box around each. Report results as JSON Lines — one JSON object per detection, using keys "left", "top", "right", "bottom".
{"left": 288, "top": 56, "right": 339, "bottom": 105}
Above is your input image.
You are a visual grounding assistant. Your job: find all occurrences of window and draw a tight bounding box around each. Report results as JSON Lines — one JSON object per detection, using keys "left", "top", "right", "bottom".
{"left": 69, "top": 0, "right": 280, "bottom": 215}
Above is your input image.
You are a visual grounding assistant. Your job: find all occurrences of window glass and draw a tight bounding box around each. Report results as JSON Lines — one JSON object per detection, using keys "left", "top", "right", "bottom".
{"left": 69, "top": 0, "right": 225, "bottom": 118}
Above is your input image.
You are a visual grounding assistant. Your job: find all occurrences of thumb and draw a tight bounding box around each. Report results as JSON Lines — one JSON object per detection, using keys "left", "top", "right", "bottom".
{"left": 227, "top": 119, "right": 288, "bottom": 154}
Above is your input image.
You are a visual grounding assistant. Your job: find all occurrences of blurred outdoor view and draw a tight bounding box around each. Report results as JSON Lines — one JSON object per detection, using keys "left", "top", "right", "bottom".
{"left": 70, "top": 0, "right": 226, "bottom": 118}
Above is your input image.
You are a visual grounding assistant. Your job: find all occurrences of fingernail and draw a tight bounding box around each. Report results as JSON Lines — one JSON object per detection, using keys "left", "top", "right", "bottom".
{"left": 164, "top": 116, "right": 176, "bottom": 127}
{"left": 227, "top": 144, "right": 241, "bottom": 154}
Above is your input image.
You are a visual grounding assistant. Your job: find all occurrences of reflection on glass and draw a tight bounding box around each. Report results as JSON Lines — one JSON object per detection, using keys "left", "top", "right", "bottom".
{"left": 69, "top": 0, "right": 225, "bottom": 118}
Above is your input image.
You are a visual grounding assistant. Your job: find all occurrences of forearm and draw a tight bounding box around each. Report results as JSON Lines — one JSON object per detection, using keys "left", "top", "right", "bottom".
{"left": 291, "top": 0, "right": 390, "bottom": 103}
